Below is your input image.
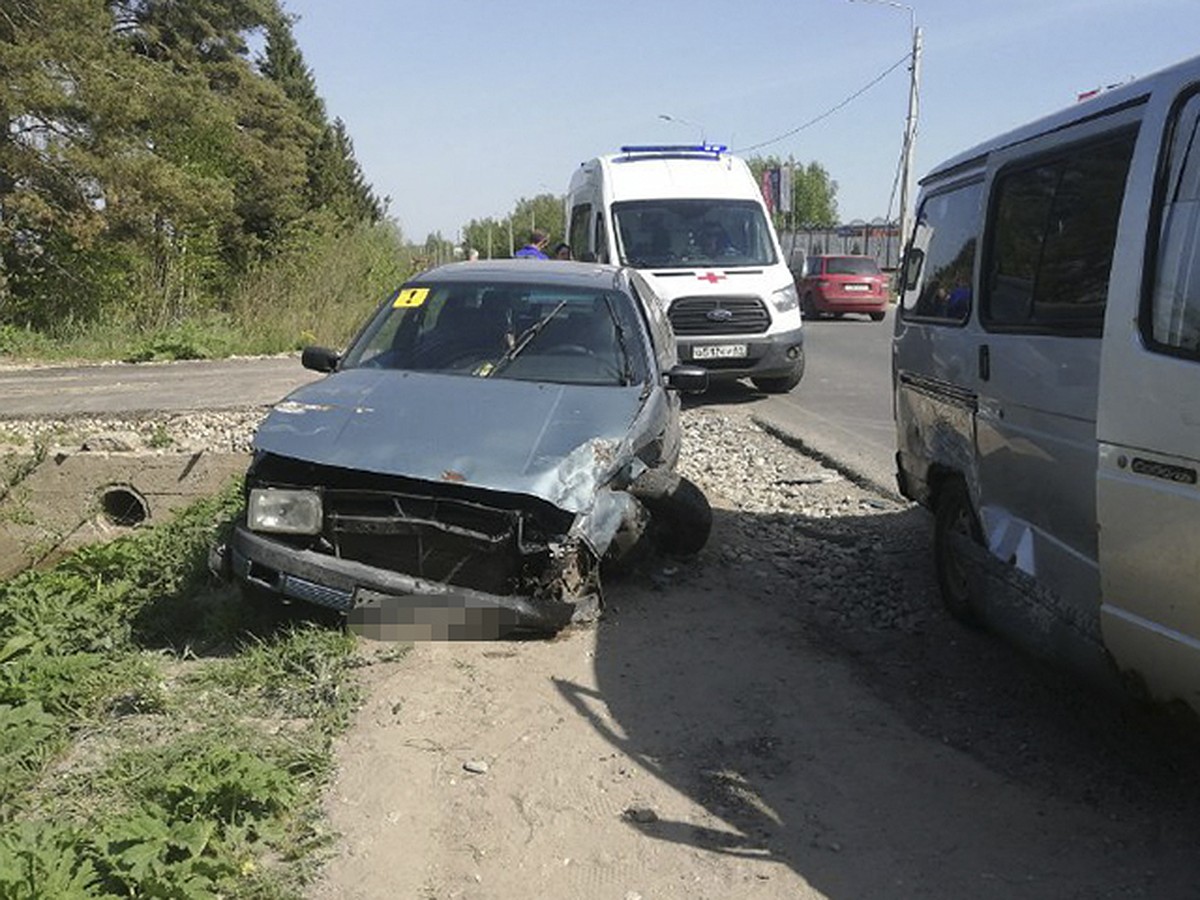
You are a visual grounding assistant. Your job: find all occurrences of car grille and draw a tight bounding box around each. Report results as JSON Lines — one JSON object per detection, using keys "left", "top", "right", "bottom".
{"left": 668, "top": 296, "right": 771, "bottom": 335}
{"left": 323, "top": 489, "right": 542, "bottom": 595}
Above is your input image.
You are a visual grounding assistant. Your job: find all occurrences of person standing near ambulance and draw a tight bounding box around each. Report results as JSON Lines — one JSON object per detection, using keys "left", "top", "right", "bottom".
{"left": 514, "top": 229, "right": 550, "bottom": 259}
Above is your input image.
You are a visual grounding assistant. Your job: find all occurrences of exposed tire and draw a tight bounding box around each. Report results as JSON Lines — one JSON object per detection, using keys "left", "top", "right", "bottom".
{"left": 641, "top": 475, "right": 712, "bottom": 556}
{"left": 933, "top": 478, "right": 984, "bottom": 625}
{"left": 802, "top": 293, "right": 819, "bottom": 318}
{"left": 751, "top": 350, "right": 805, "bottom": 394}
{"left": 869, "top": 311, "right": 886, "bottom": 322}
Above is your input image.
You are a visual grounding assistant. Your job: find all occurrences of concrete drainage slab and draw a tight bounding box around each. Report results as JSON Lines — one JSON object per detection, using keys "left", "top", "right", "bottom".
{"left": 0, "top": 415, "right": 261, "bottom": 579}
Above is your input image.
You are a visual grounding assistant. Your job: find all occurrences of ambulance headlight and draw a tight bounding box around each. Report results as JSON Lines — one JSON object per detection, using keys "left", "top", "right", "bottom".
{"left": 770, "top": 283, "right": 799, "bottom": 313}
{"left": 248, "top": 488, "right": 322, "bottom": 535}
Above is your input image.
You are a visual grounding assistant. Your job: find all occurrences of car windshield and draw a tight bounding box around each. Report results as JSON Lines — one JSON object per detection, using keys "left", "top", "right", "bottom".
{"left": 613, "top": 199, "right": 777, "bottom": 268}
{"left": 340, "top": 281, "right": 646, "bottom": 387}
{"left": 824, "top": 256, "right": 881, "bottom": 276}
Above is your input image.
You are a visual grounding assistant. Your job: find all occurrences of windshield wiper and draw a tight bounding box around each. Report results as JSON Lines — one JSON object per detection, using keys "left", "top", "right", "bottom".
{"left": 488, "top": 298, "right": 569, "bottom": 376}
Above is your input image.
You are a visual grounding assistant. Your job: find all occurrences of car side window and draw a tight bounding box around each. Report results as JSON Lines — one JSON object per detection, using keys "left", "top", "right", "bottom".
{"left": 1146, "top": 92, "right": 1200, "bottom": 357}
{"left": 983, "top": 131, "right": 1137, "bottom": 335}
{"left": 629, "top": 274, "right": 674, "bottom": 370}
{"left": 569, "top": 203, "right": 591, "bottom": 258}
{"left": 901, "top": 180, "right": 983, "bottom": 323}
{"left": 595, "top": 215, "right": 610, "bottom": 264}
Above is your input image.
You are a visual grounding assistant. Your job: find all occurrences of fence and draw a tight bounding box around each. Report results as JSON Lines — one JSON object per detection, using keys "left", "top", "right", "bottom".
{"left": 779, "top": 224, "right": 903, "bottom": 272}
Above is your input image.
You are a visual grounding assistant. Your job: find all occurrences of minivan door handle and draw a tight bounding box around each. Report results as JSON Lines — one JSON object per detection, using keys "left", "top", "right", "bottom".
{"left": 978, "top": 344, "right": 991, "bottom": 382}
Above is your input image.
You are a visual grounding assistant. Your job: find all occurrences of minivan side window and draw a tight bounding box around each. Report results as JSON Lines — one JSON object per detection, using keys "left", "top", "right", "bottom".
{"left": 901, "top": 180, "right": 982, "bottom": 323}
{"left": 1147, "top": 92, "right": 1200, "bottom": 357}
{"left": 983, "top": 132, "right": 1137, "bottom": 335}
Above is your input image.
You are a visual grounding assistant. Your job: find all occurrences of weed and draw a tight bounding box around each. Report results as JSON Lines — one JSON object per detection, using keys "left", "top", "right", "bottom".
{"left": 146, "top": 424, "right": 173, "bottom": 449}
{"left": 191, "top": 626, "right": 360, "bottom": 730}
{"left": 0, "top": 500, "right": 35, "bottom": 527}
{"left": 0, "top": 481, "right": 362, "bottom": 896}
{"left": 0, "top": 441, "right": 46, "bottom": 502}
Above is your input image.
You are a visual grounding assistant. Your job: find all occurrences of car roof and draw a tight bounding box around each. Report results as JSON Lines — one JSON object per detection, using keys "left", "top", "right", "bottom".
{"left": 415, "top": 259, "right": 630, "bottom": 292}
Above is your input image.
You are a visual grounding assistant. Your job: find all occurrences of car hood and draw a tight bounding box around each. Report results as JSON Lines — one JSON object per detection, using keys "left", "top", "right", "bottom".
{"left": 253, "top": 369, "right": 647, "bottom": 514}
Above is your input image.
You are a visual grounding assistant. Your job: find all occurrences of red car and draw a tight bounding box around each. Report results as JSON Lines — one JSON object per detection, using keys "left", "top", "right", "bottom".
{"left": 796, "top": 255, "right": 890, "bottom": 321}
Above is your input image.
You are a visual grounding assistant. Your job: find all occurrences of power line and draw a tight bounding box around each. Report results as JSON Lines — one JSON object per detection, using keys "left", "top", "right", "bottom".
{"left": 734, "top": 53, "right": 910, "bottom": 154}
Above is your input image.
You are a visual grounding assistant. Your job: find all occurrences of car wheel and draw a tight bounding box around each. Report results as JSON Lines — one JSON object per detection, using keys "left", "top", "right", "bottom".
{"left": 869, "top": 311, "right": 886, "bottom": 322}
{"left": 751, "top": 350, "right": 805, "bottom": 394}
{"left": 651, "top": 476, "right": 713, "bottom": 556}
{"left": 802, "top": 293, "right": 819, "bottom": 318}
{"left": 934, "top": 478, "right": 984, "bottom": 625}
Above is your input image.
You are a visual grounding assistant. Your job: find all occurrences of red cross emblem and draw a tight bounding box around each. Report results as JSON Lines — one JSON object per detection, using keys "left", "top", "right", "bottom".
{"left": 697, "top": 271, "right": 726, "bottom": 283}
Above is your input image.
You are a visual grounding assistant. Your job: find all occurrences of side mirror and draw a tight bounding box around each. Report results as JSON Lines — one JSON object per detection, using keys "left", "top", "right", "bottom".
{"left": 665, "top": 364, "right": 709, "bottom": 394}
{"left": 301, "top": 345, "right": 340, "bottom": 373}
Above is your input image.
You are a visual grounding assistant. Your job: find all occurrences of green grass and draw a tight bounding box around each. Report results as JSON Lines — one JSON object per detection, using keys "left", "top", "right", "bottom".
{"left": 0, "top": 482, "right": 389, "bottom": 898}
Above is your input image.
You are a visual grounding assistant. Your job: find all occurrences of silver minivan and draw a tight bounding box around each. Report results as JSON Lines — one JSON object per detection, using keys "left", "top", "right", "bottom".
{"left": 894, "top": 52, "right": 1200, "bottom": 714}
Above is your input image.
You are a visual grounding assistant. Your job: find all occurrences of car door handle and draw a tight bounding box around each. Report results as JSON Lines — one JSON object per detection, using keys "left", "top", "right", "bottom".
{"left": 978, "top": 344, "right": 990, "bottom": 382}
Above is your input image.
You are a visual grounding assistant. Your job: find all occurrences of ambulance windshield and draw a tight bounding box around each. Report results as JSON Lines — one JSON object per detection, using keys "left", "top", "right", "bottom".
{"left": 613, "top": 199, "right": 778, "bottom": 269}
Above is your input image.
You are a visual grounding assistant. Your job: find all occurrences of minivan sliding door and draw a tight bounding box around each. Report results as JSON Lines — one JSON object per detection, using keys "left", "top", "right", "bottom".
{"left": 977, "top": 127, "right": 1136, "bottom": 629}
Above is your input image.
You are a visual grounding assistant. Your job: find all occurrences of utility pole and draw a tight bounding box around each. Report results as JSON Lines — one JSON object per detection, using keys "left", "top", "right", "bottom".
{"left": 848, "top": 1, "right": 921, "bottom": 259}
{"left": 898, "top": 22, "right": 922, "bottom": 258}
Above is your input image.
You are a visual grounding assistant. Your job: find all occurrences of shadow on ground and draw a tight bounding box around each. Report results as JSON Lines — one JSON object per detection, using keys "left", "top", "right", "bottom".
{"left": 557, "top": 502, "right": 1200, "bottom": 899}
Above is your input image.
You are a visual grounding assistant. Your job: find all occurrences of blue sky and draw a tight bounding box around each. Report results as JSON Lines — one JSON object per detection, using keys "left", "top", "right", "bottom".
{"left": 280, "top": 0, "right": 1200, "bottom": 242}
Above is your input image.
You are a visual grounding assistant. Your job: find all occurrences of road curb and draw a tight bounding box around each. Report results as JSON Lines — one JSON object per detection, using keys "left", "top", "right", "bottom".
{"left": 751, "top": 413, "right": 904, "bottom": 503}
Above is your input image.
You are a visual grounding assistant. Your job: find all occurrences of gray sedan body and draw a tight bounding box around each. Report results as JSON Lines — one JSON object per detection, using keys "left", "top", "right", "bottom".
{"left": 215, "top": 261, "right": 708, "bottom": 638}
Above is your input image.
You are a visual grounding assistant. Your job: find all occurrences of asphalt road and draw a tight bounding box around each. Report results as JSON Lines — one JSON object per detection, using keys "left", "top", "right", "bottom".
{"left": 0, "top": 356, "right": 322, "bottom": 417}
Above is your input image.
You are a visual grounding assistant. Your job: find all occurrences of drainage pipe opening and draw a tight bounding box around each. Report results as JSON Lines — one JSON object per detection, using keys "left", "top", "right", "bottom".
{"left": 100, "top": 485, "right": 149, "bottom": 527}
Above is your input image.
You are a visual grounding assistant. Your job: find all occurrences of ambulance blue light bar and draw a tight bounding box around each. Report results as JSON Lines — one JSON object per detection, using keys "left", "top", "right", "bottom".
{"left": 618, "top": 143, "right": 728, "bottom": 156}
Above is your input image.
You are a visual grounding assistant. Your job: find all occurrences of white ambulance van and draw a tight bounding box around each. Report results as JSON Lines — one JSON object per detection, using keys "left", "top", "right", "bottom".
{"left": 893, "top": 53, "right": 1200, "bottom": 714}
{"left": 566, "top": 145, "right": 805, "bottom": 393}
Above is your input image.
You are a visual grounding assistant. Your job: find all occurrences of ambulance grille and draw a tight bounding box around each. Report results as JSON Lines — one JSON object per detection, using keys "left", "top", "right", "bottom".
{"left": 668, "top": 296, "right": 771, "bottom": 335}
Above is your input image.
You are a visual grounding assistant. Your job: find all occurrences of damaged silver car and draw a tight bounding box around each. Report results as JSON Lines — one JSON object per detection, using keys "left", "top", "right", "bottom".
{"left": 212, "top": 260, "right": 711, "bottom": 638}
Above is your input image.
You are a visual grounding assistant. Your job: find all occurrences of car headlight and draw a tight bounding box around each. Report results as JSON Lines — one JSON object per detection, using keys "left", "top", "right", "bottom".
{"left": 248, "top": 488, "right": 322, "bottom": 535}
{"left": 770, "top": 283, "right": 799, "bottom": 313}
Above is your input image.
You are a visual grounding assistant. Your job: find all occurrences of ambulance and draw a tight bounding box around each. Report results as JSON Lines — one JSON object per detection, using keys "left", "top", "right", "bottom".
{"left": 566, "top": 144, "right": 805, "bottom": 393}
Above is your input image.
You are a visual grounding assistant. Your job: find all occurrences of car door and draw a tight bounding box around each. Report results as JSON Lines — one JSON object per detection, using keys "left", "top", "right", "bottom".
{"left": 1097, "top": 84, "right": 1200, "bottom": 712}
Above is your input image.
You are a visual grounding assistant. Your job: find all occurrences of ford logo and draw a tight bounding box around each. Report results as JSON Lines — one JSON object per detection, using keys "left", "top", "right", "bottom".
{"left": 706, "top": 308, "right": 734, "bottom": 322}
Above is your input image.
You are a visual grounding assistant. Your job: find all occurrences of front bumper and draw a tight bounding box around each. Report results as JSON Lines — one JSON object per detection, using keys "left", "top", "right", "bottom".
{"left": 676, "top": 325, "right": 805, "bottom": 380}
{"left": 214, "top": 524, "right": 587, "bottom": 638}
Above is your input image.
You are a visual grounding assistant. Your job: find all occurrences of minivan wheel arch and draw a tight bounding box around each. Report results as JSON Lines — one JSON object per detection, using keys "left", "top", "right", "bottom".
{"left": 932, "top": 476, "right": 985, "bottom": 626}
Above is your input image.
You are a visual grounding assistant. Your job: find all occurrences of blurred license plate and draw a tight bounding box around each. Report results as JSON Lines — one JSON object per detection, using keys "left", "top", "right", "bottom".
{"left": 844, "top": 283, "right": 870, "bottom": 292}
{"left": 693, "top": 344, "right": 747, "bottom": 359}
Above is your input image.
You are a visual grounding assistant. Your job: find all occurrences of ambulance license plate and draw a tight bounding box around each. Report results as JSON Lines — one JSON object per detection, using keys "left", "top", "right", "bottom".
{"left": 693, "top": 344, "right": 747, "bottom": 360}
